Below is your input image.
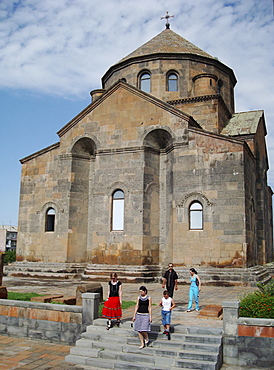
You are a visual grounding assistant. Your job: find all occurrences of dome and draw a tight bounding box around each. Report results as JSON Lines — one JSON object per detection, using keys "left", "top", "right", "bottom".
{"left": 118, "top": 28, "right": 213, "bottom": 63}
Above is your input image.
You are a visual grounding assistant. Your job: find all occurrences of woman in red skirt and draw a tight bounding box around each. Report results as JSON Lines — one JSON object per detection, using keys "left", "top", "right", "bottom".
{"left": 102, "top": 272, "right": 122, "bottom": 330}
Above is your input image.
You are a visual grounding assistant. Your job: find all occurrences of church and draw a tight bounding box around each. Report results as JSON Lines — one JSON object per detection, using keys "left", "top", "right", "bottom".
{"left": 16, "top": 23, "right": 273, "bottom": 283}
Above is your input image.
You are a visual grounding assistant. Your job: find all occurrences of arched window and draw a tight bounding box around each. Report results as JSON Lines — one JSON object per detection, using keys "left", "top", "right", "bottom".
{"left": 167, "top": 72, "right": 178, "bottom": 91}
{"left": 189, "top": 202, "right": 203, "bottom": 230}
{"left": 112, "top": 190, "right": 124, "bottom": 231}
{"left": 140, "top": 72, "right": 151, "bottom": 93}
{"left": 45, "top": 208, "right": 55, "bottom": 232}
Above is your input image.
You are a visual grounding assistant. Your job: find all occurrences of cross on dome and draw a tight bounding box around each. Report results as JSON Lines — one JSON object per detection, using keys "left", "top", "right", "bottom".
{"left": 161, "top": 11, "right": 174, "bottom": 29}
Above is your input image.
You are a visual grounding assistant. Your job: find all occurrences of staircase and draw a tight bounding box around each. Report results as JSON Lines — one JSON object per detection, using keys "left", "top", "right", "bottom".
{"left": 4, "top": 262, "right": 87, "bottom": 279}
{"left": 82, "top": 264, "right": 161, "bottom": 283}
{"left": 65, "top": 319, "right": 223, "bottom": 369}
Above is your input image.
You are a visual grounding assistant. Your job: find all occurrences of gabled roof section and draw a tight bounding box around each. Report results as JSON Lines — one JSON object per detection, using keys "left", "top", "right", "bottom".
{"left": 57, "top": 80, "right": 201, "bottom": 137}
{"left": 221, "top": 110, "right": 265, "bottom": 137}
{"left": 20, "top": 142, "right": 60, "bottom": 164}
{"left": 118, "top": 28, "right": 213, "bottom": 63}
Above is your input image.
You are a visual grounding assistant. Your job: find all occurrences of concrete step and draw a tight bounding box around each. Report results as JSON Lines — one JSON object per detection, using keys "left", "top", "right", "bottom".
{"left": 82, "top": 264, "right": 161, "bottom": 283}
{"left": 84, "top": 325, "right": 222, "bottom": 345}
{"left": 5, "top": 262, "right": 271, "bottom": 286}
{"left": 91, "top": 317, "right": 223, "bottom": 336}
{"left": 81, "top": 274, "right": 157, "bottom": 283}
{"left": 66, "top": 355, "right": 172, "bottom": 369}
{"left": 66, "top": 320, "right": 223, "bottom": 369}
{"left": 4, "top": 261, "right": 86, "bottom": 279}
{"left": 126, "top": 336, "right": 221, "bottom": 352}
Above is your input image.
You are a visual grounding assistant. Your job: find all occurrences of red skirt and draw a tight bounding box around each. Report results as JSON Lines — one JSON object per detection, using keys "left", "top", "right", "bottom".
{"left": 102, "top": 296, "right": 122, "bottom": 319}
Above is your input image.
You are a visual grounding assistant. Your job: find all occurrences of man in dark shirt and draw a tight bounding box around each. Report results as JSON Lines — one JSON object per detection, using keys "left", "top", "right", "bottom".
{"left": 162, "top": 263, "right": 178, "bottom": 298}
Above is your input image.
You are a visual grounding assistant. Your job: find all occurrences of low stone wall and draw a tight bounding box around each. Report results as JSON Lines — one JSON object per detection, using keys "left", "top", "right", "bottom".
{"left": 0, "top": 293, "right": 100, "bottom": 345}
{"left": 223, "top": 301, "right": 274, "bottom": 368}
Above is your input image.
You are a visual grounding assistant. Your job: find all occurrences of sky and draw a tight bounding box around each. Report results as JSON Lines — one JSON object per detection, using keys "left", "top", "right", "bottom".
{"left": 0, "top": 0, "right": 273, "bottom": 227}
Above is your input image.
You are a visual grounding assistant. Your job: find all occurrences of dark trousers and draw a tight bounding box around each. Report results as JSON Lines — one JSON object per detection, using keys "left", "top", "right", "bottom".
{"left": 166, "top": 285, "right": 175, "bottom": 298}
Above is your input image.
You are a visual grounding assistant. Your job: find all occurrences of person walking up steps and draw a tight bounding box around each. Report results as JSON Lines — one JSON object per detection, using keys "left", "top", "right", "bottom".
{"left": 102, "top": 272, "right": 122, "bottom": 330}
{"left": 187, "top": 268, "right": 201, "bottom": 312}
{"left": 159, "top": 290, "right": 176, "bottom": 340}
{"left": 132, "top": 286, "right": 152, "bottom": 349}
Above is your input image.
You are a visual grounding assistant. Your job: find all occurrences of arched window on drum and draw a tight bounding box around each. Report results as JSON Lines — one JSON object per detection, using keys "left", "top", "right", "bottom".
{"left": 167, "top": 72, "right": 178, "bottom": 91}
{"left": 112, "top": 189, "right": 124, "bottom": 231}
{"left": 189, "top": 202, "right": 203, "bottom": 230}
{"left": 139, "top": 72, "right": 151, "bottom": 93}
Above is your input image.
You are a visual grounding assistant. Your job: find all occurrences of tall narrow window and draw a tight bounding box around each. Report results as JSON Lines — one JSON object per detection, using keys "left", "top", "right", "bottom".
{"left": 167, "top": 73, "right": 178, "bottom": 91}
{"left": 45, "top": 208, "right": 55, "bottom": 232}
{"left": 112, "top": 190, "right": 124, "bottom": 231}
{"left": 217, "top": 80, "right": 223, "bottom": 94}
{"left": 140, "top": 72, "right": 151, "bottom": 93}
{"left": 189, "top": 202, "right": 203, "bottom": 230}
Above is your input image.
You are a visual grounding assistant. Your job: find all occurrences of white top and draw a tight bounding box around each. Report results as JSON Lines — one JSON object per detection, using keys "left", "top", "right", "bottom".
{"left": 161, "top": 296, "right": 172, "bottom": 311}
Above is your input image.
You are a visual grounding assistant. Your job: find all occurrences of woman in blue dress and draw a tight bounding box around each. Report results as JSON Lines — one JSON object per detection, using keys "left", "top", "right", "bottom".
{"left": 187, "top": 268, "right": 201, "bottom": 312}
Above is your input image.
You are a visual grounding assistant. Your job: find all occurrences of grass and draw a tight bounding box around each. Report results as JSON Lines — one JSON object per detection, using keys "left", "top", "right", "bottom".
{"left": 7, "top": 292, "right": 43, "bottom": 301}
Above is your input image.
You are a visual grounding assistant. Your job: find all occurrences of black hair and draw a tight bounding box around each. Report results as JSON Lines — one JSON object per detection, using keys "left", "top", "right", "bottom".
{"left": 190, "top": 267, "right": 197, "bottom": 274}
{"left": 139, "top": 286, "right": 147, "bottom": 294}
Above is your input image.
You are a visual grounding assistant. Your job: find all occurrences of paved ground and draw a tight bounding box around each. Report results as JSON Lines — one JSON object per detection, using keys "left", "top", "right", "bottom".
{"left": 0, "top": 276, "right": 261, "bottom": 369}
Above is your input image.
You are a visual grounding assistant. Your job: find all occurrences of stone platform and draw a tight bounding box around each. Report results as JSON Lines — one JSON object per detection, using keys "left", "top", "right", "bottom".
{"left": 4, "top": 262, "right": 272, "bottom": 286}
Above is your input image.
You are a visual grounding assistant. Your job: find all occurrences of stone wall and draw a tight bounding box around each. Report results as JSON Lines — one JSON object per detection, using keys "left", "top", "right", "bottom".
{"left": 0, "top": 293, "right": 99, "bottom": 345}
{"left": 223, "top": 301, "right": 274, "bottom": 368}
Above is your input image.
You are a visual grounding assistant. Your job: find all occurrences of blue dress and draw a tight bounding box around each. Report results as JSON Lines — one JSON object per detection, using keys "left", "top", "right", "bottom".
{"left": 187, "top": 275, "right": 199, "bottom": 310}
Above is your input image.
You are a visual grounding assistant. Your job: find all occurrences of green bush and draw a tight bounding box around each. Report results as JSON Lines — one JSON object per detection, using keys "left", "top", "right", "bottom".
{"left": 257, "top": 280, "right": 274, "bottom": 296}
{"left": 239, "top": 281, "right": 274, "bottom": 318}
{"left": 3, "top": 250, "right": 16, "bottom": 264}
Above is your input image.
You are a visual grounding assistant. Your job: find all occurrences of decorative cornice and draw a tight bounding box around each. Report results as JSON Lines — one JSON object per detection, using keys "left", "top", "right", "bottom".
{"left": 167, "top": 94, "right": 220, "bottom": 105}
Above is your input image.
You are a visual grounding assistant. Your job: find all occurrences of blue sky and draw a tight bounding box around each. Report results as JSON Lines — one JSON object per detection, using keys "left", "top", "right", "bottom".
{"left": 0, "top": 0, "right": 273, "bottom": 226}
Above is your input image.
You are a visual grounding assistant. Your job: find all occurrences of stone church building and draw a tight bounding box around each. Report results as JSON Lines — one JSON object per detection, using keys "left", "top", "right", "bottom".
{"left": 16, "top": 26, "right": 273, "bottom": 282}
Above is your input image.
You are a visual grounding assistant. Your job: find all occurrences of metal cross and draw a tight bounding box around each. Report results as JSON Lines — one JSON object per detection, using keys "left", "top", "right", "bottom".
{"left": 161, "top": 11, "right": 174, "bottom": 29}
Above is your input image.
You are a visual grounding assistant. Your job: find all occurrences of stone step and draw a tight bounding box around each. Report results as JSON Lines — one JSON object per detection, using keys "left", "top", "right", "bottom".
{"left": 5, "top": 261, "right": 271, "bottom": 286}
{"left": 4, "top": 261, "right": 86, "bottom": 279}
{"left": 79, "top": 325, "right": 222, "bottom": 367}
{"left": 126, "top": 337, "right": 221, "bottom": 352}
{"left": 174, "top": 358, "right": 220, "bottom": 370}
{"left": 6, "top": 271, "right": 80, "bottom": 279}
{"left": 83, "top": 326, "right": 223, "bottom": 346}
{"left": 99, "top": 347, "right": 220, "bottom": 368}
{"left": 82, "top": 264, "right": 161, "bottom": 283}
{"left": 81, "top": 274, "right": 157, "bottom": 283}
{"left": 92, "top": 317, "right": 224, "bottom": 335}
{"left": 66, "top": 321, "right": 223, "bottom": 369}
{"left": 66, "top": 354, "right": 172, "bottom": 369}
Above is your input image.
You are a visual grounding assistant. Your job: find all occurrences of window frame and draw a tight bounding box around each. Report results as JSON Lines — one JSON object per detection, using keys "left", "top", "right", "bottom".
{"left": 139, "top": 71, "right": 151, "bottom": 93}
{"left": 111, "top": 189, "right": 125, "bottom": 231}
{"left": 45, "top": 207, "right": 56, "bottom": 232}
{"left": 167, "top": 72, "right": 178, "bottom": 92}
{"left": 189, "top": 201, "right": 203, "bottom": 230}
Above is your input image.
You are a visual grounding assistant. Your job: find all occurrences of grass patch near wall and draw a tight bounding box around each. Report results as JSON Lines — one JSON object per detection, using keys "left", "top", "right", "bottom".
{"left": 7, "top": 292, "right": 43, "bottom": 301}
{"left": 239, "top": 280, "right": 274, "bottom": 319}
{"left": 99, "top": 300, "right": 136, "bottom": 316}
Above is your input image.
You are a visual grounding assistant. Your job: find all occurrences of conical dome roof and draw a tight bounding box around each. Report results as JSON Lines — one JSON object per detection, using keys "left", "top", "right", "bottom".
{"left": 118, "top": 28, "right": 213, "bottom": 63}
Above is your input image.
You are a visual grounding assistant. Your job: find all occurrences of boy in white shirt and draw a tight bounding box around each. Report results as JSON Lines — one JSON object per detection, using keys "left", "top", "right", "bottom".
{"left": 159, "top": 290, "right": 176, "bottom": 340}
